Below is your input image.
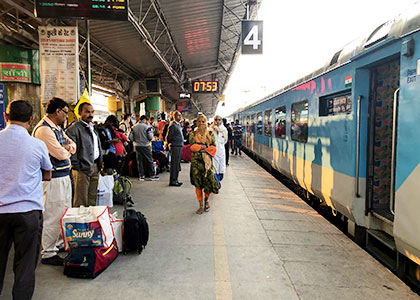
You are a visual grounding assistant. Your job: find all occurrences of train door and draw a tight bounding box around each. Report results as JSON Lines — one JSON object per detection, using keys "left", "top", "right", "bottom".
{"left": 366, "top": 58, "right": 400, "bottom": 221}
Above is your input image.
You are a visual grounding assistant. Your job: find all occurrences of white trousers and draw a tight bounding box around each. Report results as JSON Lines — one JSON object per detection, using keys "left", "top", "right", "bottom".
{"left": 41, "top": 176, "right": 72, "bottom": 259}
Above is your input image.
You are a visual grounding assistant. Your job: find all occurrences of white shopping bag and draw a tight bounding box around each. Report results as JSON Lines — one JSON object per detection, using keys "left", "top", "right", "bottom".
{"left": 60, "top": 206, "right": 115, "bottom": 250}
{"left": 96, "top": 175, "right": 114, "bottom": 207}
{"left": 111, "top": 212, "right": 123, "bottom": 252}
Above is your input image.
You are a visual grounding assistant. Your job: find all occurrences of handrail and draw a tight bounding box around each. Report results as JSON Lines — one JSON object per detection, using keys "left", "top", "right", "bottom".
{"left": 355, "top": 95, "right": 363, "bottom": 198}
{"left": 390, "top": 88, "right": 400, "bottom": 215}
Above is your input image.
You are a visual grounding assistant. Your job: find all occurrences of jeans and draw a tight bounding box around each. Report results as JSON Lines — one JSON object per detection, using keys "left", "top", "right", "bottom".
{"left": 233, "top": 137, "right": 242, "bottom": 154}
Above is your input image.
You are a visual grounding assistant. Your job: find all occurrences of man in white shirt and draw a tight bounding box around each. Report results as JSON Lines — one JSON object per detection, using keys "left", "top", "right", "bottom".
{"left": 210, "top": 115, "right": 228, "bottom": 188}
{"left": 66, "top": 103, "right": 102, "bottom": 207}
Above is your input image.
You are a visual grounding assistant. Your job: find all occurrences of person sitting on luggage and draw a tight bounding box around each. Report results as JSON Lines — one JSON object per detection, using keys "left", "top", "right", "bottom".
{"left": 152, "top": 134, "right": 169, "bottom": 173}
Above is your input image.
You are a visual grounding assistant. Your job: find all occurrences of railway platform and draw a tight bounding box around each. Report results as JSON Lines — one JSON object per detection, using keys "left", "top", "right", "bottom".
{"left": 2, "top": 155, "right": 419, "bottom": 300}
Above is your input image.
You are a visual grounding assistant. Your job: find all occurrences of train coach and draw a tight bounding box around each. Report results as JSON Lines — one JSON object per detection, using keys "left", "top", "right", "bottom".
{"left": 231, "top": 5, "right": 420, "bottom": 285}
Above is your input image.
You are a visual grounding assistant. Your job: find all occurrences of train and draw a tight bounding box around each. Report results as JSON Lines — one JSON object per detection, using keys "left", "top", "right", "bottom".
{"left": 230, "top": 4, "right": 420, "bottom": 286}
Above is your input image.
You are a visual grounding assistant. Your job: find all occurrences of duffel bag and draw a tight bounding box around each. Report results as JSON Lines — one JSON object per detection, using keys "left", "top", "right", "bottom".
{"left": 64, "top": 239, "right": 118, "bottom": 278}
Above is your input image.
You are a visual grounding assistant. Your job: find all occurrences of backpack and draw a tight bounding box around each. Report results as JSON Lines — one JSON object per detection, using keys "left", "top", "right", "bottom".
{"left": 97, "top": 127, "right": 110, "bottom": 150}
{"left": 64, "top": 240, "right": 118, "bottom": 278}
{"left": 113, "top": 175, "right": 132, "bottom": 205}
{"left": 123, "top": 208, "right": 149, "bottom": 254}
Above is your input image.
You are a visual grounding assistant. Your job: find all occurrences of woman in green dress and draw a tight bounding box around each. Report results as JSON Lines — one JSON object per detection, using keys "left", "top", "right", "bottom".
{"left": 190, "top": 114, "right": 219, "bottom": 214}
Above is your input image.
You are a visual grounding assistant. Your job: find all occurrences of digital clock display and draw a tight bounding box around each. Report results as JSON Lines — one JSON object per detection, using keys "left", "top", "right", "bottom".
{"left": 35, "top": 0, "right": 128, "bottom": 21}
{"left": 192, "top": 81, "right": 218, "bottom": 93}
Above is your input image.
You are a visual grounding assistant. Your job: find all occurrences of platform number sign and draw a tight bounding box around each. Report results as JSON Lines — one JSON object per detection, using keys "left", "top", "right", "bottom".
{"left": 241, "top": 20, "right": 263, "bottom": 55}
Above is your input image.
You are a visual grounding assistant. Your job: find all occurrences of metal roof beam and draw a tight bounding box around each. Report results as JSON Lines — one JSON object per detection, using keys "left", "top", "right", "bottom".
{"left": 189, "top": 69, "right": 223, "bottom": 81}
{"left": 128, "top": 4, "right": 184, "bottom": 85}
{"left": 1, "top": 0, "right": 39, "bottom": 22}
{"left": 185, "top": 64, "right": 220, "bottom": 73}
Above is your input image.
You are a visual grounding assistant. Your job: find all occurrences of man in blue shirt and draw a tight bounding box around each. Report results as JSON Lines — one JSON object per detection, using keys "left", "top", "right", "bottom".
{"left": 152, "top": 134, "right": 169, "bottom": 173}
{"left": 0, "top": 100, "right": 52, "bottom": 300}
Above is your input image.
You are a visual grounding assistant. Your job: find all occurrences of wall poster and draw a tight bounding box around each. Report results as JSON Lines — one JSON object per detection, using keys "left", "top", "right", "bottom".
{"left": 39, "top": 26, "right": 79, "bottom": 104}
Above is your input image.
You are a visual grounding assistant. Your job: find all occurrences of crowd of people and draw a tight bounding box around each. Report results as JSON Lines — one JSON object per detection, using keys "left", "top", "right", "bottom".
{"left": 0, "top": 97, "right": 244, "bottom": 300}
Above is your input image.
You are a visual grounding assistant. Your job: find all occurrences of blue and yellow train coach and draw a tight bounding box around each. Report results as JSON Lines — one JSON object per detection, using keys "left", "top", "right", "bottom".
{"left": 232, "top": 6, "right": 420, "bottom": 281}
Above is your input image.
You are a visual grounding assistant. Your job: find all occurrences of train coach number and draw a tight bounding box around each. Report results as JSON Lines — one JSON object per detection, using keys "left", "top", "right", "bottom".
{"left": 241, "top": 20, "right": 263, "bottom": 55}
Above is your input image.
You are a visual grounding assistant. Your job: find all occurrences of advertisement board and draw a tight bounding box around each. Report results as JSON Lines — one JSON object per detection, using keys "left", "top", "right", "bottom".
{"left": 0, "top": 83, "right": 5, "bottom": 130}
{"left": 0, "top": 63, "right": 31, "bottom": 83}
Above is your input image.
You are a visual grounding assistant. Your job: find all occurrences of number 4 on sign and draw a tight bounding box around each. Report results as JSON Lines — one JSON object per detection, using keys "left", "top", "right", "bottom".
{"left": 244, "top": 25, "right": 261, "bottom": 50}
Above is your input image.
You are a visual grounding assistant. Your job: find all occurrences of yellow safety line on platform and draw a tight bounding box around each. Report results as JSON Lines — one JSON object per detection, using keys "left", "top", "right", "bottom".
{"left": 213, "top": 199, "right": 233, "bottom": 300}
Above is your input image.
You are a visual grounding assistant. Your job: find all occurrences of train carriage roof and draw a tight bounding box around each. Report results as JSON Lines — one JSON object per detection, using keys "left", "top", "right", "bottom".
{"left": 233, "top": 3, "right": 420, "bottom": 115}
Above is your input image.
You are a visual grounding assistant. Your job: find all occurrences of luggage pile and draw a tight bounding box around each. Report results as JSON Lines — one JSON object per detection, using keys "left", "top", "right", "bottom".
{"left": 60, "top": 178, "right": 149, "bottom": 278}
{"left": 96, "top": 171, "right": 134, "bottom": 208}
{"left": 60, "top": 206, "right": 120, "bottom": 278}
{"left": 115, "top": 171, "right": 149, "bottom": 255}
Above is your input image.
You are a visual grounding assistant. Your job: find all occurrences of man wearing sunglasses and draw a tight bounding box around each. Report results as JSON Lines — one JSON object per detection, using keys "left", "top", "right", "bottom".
{"left": 33, "top": 97, "right": 76, "bottom": 266}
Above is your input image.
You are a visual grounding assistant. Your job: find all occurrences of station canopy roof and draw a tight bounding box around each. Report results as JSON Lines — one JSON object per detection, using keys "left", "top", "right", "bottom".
{"left": 0, "top": 0, "right": 262, "bottom": 117}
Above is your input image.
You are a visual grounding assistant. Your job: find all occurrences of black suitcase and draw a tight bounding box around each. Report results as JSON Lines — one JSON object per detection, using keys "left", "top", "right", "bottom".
{"left": 123, "top": 198, "right": 149, "bottom": 254}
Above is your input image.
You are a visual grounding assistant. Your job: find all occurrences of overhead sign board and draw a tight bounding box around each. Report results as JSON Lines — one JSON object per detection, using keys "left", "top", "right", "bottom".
{"left": 192, "top": 81, "right": 218, "bottom": 93}
{"left": 241, "top": 20, "right": 263, "bottom": 55}
{"left": 179, "top": 92, "right": 191, "bottom": 99}
{"left": 34, "top": 0, "right": 129, "bottom": 21}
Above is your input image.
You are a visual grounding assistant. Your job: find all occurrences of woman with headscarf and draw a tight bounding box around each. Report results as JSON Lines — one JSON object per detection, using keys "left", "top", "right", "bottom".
{"left": 189, "top": 114, "right": 219, "bottom": 214}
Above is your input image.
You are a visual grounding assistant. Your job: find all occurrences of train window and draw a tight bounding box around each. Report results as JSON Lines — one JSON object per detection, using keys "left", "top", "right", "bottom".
{"left": 264, "top": 109, "right": 272, "bottom": 136}
{"left": 246, "top": 116, "right": 250, "bottom": 132}
{"left": 291, "top": 100, "right": 308, "bottom": 143}
{"left": 250, "top": 114, "right": 255, "bottom": 133}
{"left": 319, "top": 91, "right": 351, "bottom": 116}
{"left": 275, "top": 106, "right": 286, "bottom": 139}
{"left": 257, "top": 112, "right": 263, "bottom": 135}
